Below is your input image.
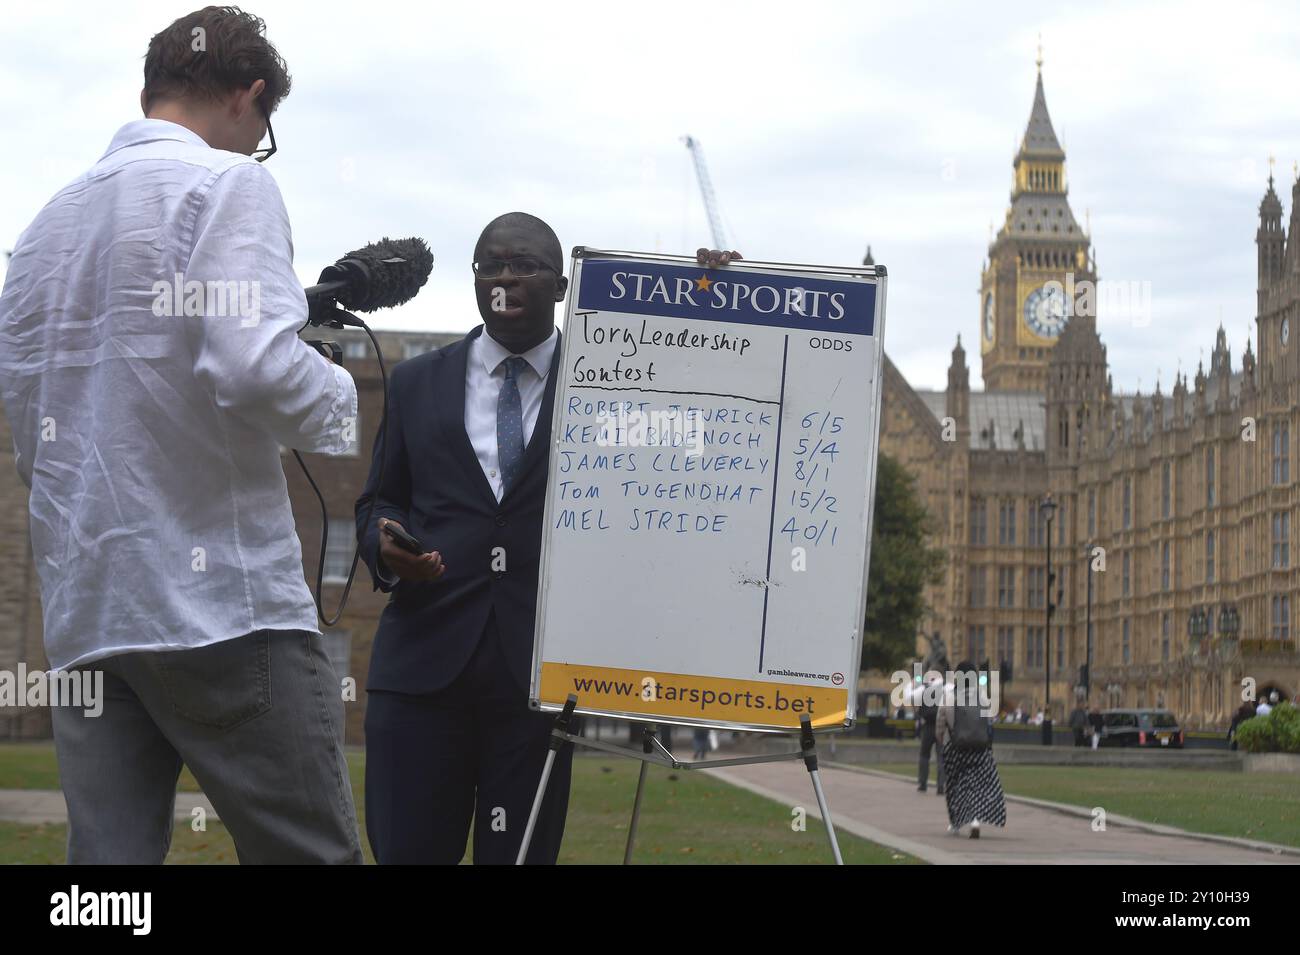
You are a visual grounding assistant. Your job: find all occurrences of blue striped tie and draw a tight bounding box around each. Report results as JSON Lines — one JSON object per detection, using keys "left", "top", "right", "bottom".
{"left": 497, "top": 356, "right": 527, "bottom": 495}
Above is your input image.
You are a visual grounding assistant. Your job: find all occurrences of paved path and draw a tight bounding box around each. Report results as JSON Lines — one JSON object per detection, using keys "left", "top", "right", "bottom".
{"left": 6, "top": 766, "right": 1296, "bottom": 865}
{"left": 705, "top": 762, "right": 1300, "bottom": 865}
{"left": 0, "top": 789, "right": 216, "bottom": 826}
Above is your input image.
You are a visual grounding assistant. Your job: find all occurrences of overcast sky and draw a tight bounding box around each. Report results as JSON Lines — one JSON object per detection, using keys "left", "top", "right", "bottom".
{"left": 2, "top": 0, "right": 1298, "bottom": 392}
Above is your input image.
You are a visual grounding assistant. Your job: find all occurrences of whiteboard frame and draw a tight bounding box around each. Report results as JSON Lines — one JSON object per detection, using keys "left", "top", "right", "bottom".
{"left": 528, "top": 246, "right": 889, "bottom": 735}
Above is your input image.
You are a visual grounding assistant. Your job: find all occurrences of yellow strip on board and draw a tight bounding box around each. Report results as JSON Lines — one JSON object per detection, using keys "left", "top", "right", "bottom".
{"left": 539, "top": 662, "right": 848, "bottom": 729}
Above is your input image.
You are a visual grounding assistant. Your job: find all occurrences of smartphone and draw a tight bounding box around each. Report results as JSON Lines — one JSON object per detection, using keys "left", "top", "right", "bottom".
{"left": 382, "top": 522, "right": 424, "bottom": 555}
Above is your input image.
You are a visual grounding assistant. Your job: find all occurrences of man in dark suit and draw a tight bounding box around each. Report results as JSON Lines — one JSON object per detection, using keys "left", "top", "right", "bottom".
{"left": 356, "top": 212, "right": 570, "bottom": 864}
{"left": 357, "top": 212, "right": 739, "bottom": 863}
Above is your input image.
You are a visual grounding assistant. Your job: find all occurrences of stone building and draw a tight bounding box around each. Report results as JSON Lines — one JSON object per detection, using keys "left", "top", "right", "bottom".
{"left": 878, "top": 67, "right": 1300, "bottom": 728}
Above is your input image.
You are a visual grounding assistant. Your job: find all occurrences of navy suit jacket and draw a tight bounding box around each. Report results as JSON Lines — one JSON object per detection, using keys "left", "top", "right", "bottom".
{"left": 355, "top": 325, "right": 560, "bottom": 696}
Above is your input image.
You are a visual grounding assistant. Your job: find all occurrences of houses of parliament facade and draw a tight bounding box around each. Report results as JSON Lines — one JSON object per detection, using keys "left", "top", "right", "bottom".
{"left": 879, "top": 65, "right": 1300, "bottom": 728}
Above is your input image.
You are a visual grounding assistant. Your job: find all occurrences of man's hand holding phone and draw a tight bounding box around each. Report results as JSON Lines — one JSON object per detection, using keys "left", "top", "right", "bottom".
{"left": 378, "top": 518, "right": 446, "bottom": 582}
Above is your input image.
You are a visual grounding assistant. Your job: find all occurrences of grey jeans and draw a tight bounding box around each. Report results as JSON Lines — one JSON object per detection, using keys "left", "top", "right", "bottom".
{"left": 50, "top": 628, "right": 363, "bottom": 864}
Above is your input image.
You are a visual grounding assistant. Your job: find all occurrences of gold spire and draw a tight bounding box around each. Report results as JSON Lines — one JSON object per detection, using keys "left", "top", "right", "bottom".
{"left": 1036, "top": 33, "right": 1043, "bottom": 72}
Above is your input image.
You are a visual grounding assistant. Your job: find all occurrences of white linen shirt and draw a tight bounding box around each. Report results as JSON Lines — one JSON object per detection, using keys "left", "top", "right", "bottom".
{"left": 463, "top": 327, "right": 557, "bottom": 501}
{"left": 0, "top": 119, "right": 357, "bottom": 670}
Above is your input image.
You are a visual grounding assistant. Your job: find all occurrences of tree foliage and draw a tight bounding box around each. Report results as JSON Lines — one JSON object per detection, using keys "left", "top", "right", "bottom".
{"left": 861, "top": 453, "right": 945, "bottom": 672}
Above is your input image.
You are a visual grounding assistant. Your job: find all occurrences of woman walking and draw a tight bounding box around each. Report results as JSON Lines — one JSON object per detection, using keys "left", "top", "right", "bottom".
{"left": 936, "top": 660, "right": 1007, "bottom": 838}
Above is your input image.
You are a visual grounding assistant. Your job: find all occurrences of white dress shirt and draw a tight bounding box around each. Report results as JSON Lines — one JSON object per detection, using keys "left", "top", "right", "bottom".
{"left": 0, "top": 119, "right": 357, "bottom": 670}
{"left": 464, "top": 327, "right": 558, "bottom": 501}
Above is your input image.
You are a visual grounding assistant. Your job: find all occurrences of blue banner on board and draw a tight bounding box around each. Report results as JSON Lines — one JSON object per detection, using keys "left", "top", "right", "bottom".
{"left": 576, "top": 259, "right": 876, "bottom": 336}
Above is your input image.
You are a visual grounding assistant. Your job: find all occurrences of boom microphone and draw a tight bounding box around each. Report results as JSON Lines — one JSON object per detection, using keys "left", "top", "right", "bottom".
{"left": 304, "top": 236, "right": 434, "bottom": 326}
{"left": 297, "top": 235, "right": 432, "bottom": 627}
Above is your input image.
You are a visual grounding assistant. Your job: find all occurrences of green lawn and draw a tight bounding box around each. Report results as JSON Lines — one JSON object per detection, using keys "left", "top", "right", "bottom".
{"left": 0, "top": 744, "right": 916, "bottom": 864}
{"left": 875, "top": 760, "right": 1300, "bottom": 848}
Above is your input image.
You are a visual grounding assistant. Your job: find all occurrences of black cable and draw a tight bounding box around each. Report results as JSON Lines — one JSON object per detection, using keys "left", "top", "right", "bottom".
{"left": 294, "top": 318, "right": 389, "bottom": 628}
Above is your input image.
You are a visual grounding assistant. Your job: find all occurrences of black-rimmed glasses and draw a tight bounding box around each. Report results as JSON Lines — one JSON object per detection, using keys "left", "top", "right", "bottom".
{"left": 472, "top": 256, "right": 557, "bottom": 279}
{"left": 252, "top": 103, "right": 276, "bottom": 163}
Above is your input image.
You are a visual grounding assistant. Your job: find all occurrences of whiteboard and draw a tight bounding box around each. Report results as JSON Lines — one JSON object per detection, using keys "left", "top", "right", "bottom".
{"left": 529, "top": 248, "right": 887, "bottom": 733}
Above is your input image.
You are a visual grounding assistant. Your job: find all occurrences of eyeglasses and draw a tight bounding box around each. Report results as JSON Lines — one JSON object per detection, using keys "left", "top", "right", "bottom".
{"left": 472, "top": 256, "right": 557, "bottom": 279}
{"left": 252, "top": 102, "right": 277, "bottom": 163}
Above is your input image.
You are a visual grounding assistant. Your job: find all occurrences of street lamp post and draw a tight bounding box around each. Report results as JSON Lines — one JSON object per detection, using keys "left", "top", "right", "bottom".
{"left": 1218, "top": 603, "right": 1240, "bottom": 654}
{"left": 1217, "top": 604, "right": 1240, "bottom": 638}
{"left": 1040, "top": 494, "right": 1058, "bottom": 745}
{"left": 1084, "top": 541, "right": 1094, "bottom": 701}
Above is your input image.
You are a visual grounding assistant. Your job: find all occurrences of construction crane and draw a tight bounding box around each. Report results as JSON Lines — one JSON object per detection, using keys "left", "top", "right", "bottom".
{"left": 680, "top": 135, "right": 728, "bottom": 250}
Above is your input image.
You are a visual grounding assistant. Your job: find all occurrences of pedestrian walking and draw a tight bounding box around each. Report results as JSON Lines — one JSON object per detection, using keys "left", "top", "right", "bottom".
{"left": 1088, "top": 705, "right": 1104, "bottom": 749}
{"left": 916, "top": 677, "right": 946, "bottom": 795}
{"left": 1069, "top": 701, "right": 1088, "bottom": 747}
{"left": 1227, "top": 701, "right": 1256, "bottom": 751}
{"left": 937, "top": 661, "right": 1007, "bottom": 839}
{"left": 692, "top": 727, "right": 710, "bottom": 760}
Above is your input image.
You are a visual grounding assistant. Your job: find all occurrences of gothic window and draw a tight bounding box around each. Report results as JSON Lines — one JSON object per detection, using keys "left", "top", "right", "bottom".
{"left": 997, "top": 566, "right": 1016, "bottom": 608}
{"left": 1122, "top": 619, "right": 1131, "bottom": 664}
{"left": 968, "top": 626, "right": 987, "bottom": 664}
{"left": 1272, "top": 512, "right": 1291, "bottom": 569}
{"left": 1273, "top": 596, "right": 1291, "bottom": 640}
{"left": 1205, "top": 532, "right": 1215, "bottom": 584}
{"left": 998, "top": 499, "right": 1017, "bottom": 545}
{"left": 997, "top": 627, "right": 1015, "bottom": 667}
{"left": 1025, "top": 626, "right": 1044, "bottom": 668}
{"left": 1161, "top": 461, "right": 1171, "bottom": 518}
{"left": 1206, "top": 447, "right": 1216, "bottom": 507}
{"left": 969, "top": 497, "right": 988, "bottom": 545}
{"left": 1027, "top": 567, "right": 1045, "bottom": 609}
{"left": 1122, "top": 551, "right": 1131, "bottom": 596}
{"left": 1122, "top": 476, "right": 1132, "bottom": 529}
{"left": 1273, "top": 423, "right": 1290, "bottom": 485}
{"left": 1161, "top": 541, "right": 1170, "bottom": 591}
{"left": 1087, "top": 489, "right": 1096, "bottom": 537}
{"left": 969, "top": 566, "right": 987, "bottom": 607}
{"left": 1161, "top": 614, "right": 1170, "bottom": 662}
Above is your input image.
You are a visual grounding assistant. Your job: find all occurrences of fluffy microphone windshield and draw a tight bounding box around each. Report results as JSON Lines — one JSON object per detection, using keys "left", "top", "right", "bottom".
{"left": 331, "top": 237, "right": 434, "bottom": 312}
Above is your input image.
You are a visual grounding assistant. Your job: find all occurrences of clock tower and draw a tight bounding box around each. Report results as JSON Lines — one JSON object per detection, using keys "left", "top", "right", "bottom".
{"left": 980, "top": 54, "right": 1095, "bottom": 391}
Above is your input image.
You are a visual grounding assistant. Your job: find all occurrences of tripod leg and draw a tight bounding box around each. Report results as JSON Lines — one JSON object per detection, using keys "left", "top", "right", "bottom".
{"left": 516, "top": 694, "right": 577, "bottom": 865}
{"left": 799, "top": 714, "right": 844, "bottom": 865}
{"left": 808, "top": 766, "right": 844, "bottom": 865}
{"left": 516, "top": 748, "right": 557, "bottom": 865}
{"left": 623, "top": 760, "right": 650, "bottom": 865}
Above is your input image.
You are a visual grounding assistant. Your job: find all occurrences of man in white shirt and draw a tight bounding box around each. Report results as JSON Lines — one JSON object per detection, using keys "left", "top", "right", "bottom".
{"left": 0, "top": 8, "right": 362, "bottom": 863}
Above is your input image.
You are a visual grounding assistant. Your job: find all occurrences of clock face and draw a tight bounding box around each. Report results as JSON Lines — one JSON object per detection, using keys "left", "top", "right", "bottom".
{"left": 1282, "top": 318, "right": 1290, "bottom": 346}
{"left": 983, "top": 292, "right": 995, "bottom": 341}
{"left": 1024, "top": 284, "right": 1068, "bottom": 339}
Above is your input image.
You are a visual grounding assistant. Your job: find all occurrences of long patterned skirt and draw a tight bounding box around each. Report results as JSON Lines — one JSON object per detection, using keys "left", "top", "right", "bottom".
{"left": 940, "top": 740, "right": 1008, "bottom": 829}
